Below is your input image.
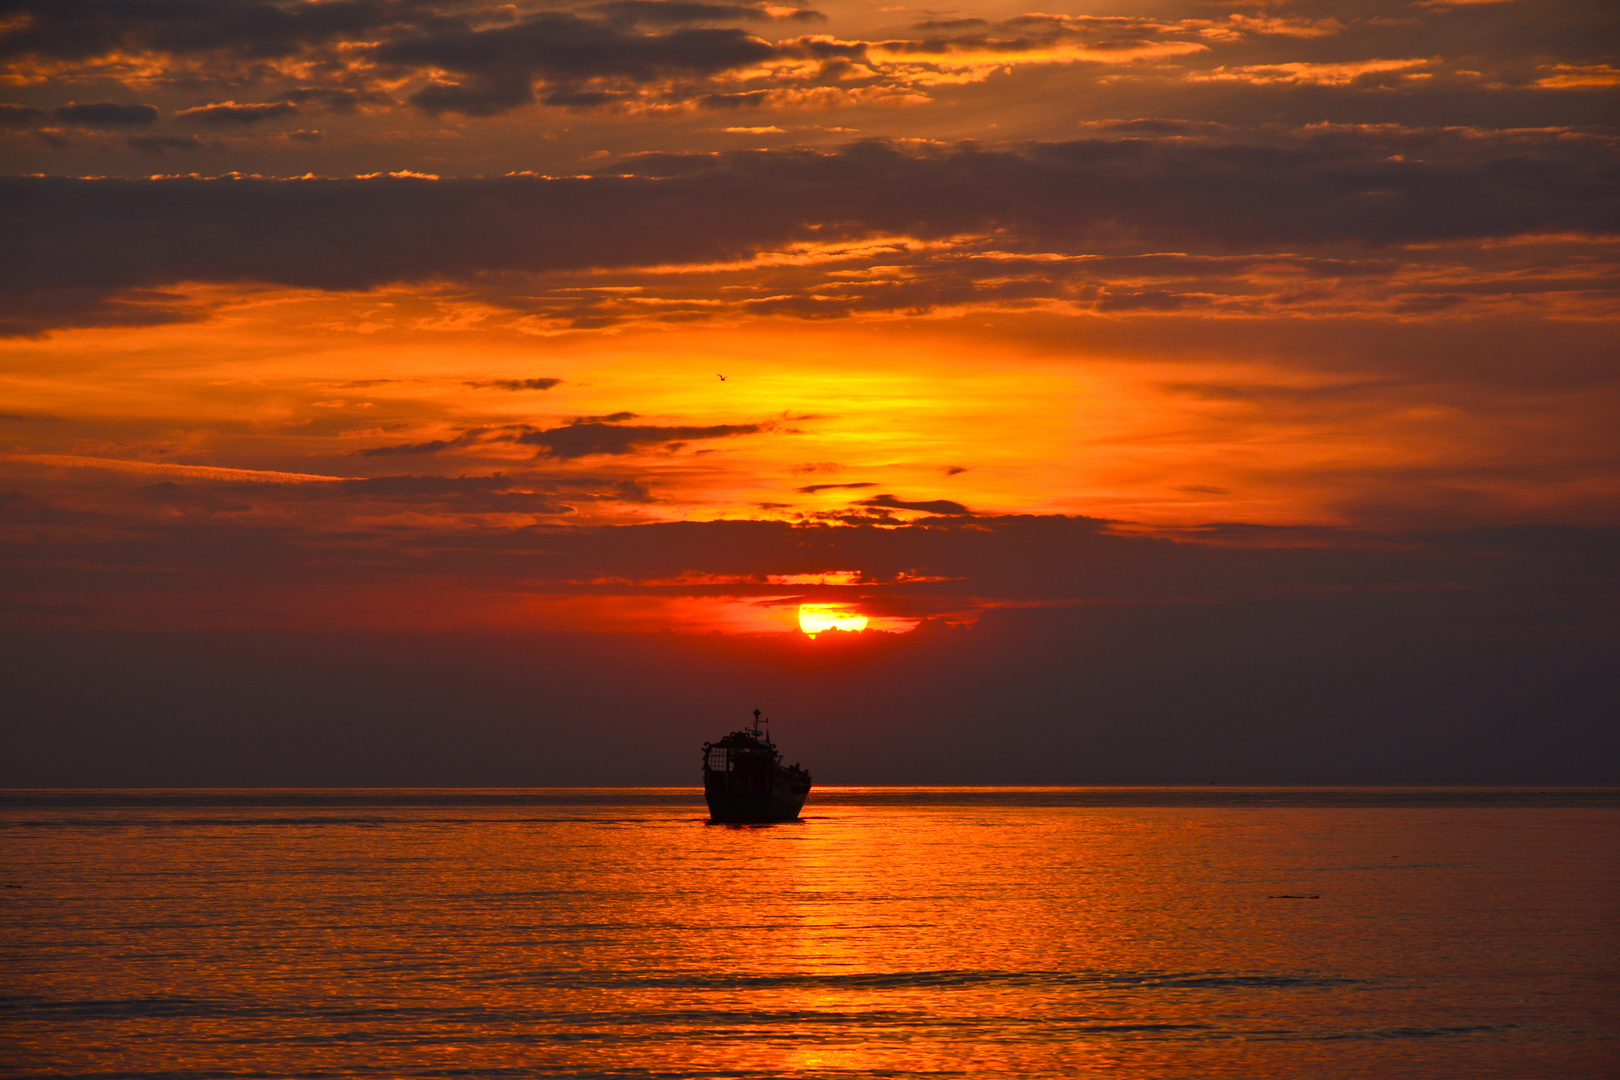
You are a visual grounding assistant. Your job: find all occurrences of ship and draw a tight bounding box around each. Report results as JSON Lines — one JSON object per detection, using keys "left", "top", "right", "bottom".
{"left": 702, "top": 709, "right": 812, "bottom": 823}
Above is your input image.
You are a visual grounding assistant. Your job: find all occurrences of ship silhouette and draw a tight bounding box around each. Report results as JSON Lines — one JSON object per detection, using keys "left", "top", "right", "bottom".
{"left": 701, "top": 709, "right": 812, "bottom": 823}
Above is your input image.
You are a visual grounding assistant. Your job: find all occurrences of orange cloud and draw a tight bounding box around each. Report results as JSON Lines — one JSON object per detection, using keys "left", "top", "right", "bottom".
{"left": 1533, "top": 64, "right": 1620, "bottom": 89}
{"left": 1189, "top": 59, "right": 1434, "bottom": 86}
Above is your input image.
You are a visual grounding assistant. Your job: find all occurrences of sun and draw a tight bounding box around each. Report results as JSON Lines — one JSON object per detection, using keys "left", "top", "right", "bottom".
{"left": 798, "top": 603, "right": 869, "bottom": 636}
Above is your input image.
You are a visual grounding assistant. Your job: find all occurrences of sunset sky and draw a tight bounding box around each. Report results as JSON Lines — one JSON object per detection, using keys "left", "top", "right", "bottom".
{"left": 2, "top": 0, "right": 1616, "bottom": 783}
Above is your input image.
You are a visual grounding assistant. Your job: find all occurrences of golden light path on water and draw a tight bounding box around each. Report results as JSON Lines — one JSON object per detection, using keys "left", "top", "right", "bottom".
{"left": 4, "top": 789, "right": 1617, "bottom": 1077}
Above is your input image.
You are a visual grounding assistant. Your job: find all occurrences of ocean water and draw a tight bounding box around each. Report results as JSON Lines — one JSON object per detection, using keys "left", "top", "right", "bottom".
{"left": 2, "top": 788, "right": 1617, "bottom": 1078}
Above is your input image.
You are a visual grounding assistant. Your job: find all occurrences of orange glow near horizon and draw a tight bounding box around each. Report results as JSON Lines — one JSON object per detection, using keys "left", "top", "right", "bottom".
{"left": 6, "top": 0, "right": 1619, "bottom": 643}
{"left": 13, "top": 292, "right": 1591, "bottom": 532}
{"left": 798, "top": 604, "right": 870, "bottom": 636}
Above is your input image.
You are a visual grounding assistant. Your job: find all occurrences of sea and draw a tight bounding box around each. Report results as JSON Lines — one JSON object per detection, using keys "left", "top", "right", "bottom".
{"left": 2, "top": 788, "right": 1617, "bottom": 1079}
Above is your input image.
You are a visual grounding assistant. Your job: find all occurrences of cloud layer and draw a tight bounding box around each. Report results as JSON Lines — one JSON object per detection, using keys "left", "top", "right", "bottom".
{"left": 6, "top": 127, "right": 1616, "bottom": 333}
{"left": 2, "top": 1, "right": 1618, "bottom": 783}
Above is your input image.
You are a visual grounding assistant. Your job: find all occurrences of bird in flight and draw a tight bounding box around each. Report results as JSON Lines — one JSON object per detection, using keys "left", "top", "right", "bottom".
{"left": 717, "top": 374, "right": 726, "bottom": 381}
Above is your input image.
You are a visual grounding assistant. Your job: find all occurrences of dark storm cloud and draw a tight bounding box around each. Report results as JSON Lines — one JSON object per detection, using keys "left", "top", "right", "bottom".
{"left": 347, "top": 413, "right": 759, "bottom": 462}
{"left": 463, "top": 377, "right": 563, "bottom": 391}
{"left": 0, "top": 104, "right": 47, "bottom": 129}
{"left": 357, "top": 438, "right": 458, "bottom": 457}
{"left": 2, "top": 0, "right": 1615, "bottom": 138}
{"left": 0, "top": 0, "right": 426, "bottom": 63}
{"left": 375, "top": 14, "right": 780, "bottom": 115}
{"left": 516, "top": 418, "right": 768, "bottom": 458}
{"left": 0, "top": 100, "right": 158, "bottom": 128}
{"left": 358, "top": 425, "right": 497, "bottom": 456}
{"left": 0, "top": 0, "right": 811, "bottom": 65}
{"left": 594, "top": 2, "right": 825, "bottom": 26}
{"left": 857, "top": 494, "right": 973, "bottom": 516}
{"left": 55, "top": 101, "right": 160, "bottom": 127}
{"left": 797, "top": 482, "right": 876, "bottom": 494}
{"left": 5, "top": 130, "right": 1615, "bottom": 333}
{"left": 410, "top": 79, "right": 536, "bottom": 117}
{"left": 0, "top": 1, "right": 817, "bottom": 119}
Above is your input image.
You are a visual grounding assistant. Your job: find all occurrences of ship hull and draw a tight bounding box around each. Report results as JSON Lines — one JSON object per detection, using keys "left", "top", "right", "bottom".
{"left": 702, "top": 718, "right": 811, "bottom": 823}
{"left": 704, "top": 772, "right": 808, "bottom": 823}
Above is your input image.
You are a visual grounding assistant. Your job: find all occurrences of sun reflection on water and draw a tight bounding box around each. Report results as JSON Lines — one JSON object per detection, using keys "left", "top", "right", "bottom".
{"left": 4, "top": 791, "right": 1614, "bottom": 1077}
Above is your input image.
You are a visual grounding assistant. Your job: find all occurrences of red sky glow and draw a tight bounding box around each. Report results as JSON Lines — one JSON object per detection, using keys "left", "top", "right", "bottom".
{"left": 1, "top": 0, "right": 1617, "bottom": 784}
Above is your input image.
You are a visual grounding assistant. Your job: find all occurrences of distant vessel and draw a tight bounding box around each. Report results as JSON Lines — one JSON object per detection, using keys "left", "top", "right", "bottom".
{"left": 702, "top": 710, "right": 812, "bottom": 823}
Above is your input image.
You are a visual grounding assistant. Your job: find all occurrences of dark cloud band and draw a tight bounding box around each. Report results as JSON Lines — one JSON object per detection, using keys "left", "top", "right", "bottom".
{"left": 516, "top": 420, "right": 768, "bottom": 459}
{"left": 4, "top": 132, "right": 1616, "bottom": 334}
{"left": 0, "top": 101, "right": 159, "bottom": 128}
